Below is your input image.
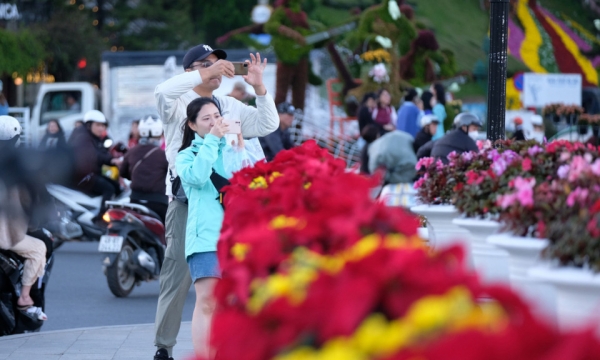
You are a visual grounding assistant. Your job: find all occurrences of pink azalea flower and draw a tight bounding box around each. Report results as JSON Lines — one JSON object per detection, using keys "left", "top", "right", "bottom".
{"left": 497, "top": 193, "right": 517, "bottom": 209}
{"left": 416, "top": 157, "right": 434, "bottom": 170}
{"left": 559, "top": 152, "right": 571, "bottom": 162}
{"left": 514, "top": 177, "right": 536, "bottom": 207}
{"left": 522, "top": 158, "right": 532, "bottom": 171}
{"left": 557, "top": 165, "right": 570, "bottom": 179}
{"left": 566, "top": 187, "right": 589, "bottom": 207}
{"left": 527, "top": 146, "right": 543, "bottom": 157}
{"left": 568, "top": 156, "right": 590, "bottom": 182}
{"left": 591, "top": 160, "right": 600, "bottom": 177}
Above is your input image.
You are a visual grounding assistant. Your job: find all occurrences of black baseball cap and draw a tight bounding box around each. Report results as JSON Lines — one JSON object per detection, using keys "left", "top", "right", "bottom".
{"left": 277, "top": 102, "right": 295, "bottom": 114}
{"left": 182, "top": 44, "right": 227, "bottom": 70}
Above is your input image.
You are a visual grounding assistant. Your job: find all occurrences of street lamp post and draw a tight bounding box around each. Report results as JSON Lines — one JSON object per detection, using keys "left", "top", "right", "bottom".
{"left": 486, "top": 0, "right": 510, "bottom": 142}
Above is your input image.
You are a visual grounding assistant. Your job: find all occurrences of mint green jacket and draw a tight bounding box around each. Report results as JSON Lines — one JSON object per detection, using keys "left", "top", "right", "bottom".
{"left": 176, "top": 133, "right": 231, "bottom": 258}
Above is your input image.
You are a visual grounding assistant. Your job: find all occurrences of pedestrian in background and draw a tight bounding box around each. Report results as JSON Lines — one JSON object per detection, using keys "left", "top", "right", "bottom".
{"left": 372, "top": 89, "right": 396, "bottom": 133}
{"left": 396, "top": 88, "right": 422, "bottom": 138}
{"left": 128, "top": 120, "right": 140, "bottom": 149}
{"left": 357, "top": 92, "right": 378, "bottom": 135}
{"left": 39, "top": 120, "right": 67, "bottom": 150}
{"left": 431, "top": 83, "right": 447, "bottom": 140}
{"left": 119, "top": 116, "right": 168, "bottom": 223}
{"left": 259, "top": 102, "right": 295, "bottom": 162}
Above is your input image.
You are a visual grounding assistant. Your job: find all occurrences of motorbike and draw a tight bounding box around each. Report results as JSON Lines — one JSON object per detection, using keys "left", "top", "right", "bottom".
{"left": 99, "top": 201, "right": 166, "bottom": 297}
{"left": 0, "top": 229, "right": 55, "bottom": 336}
{"left": 46, "top": 183, "right": 131, "bottom": 249}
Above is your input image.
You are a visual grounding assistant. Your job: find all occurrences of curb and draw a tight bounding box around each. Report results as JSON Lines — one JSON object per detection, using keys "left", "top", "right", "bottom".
{"left": 0, "top": 322, "right": 191, "bottom": 341}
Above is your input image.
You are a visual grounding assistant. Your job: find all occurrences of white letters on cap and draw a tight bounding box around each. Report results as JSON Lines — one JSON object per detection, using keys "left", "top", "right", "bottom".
{"left": 203, "top": 45, "right": 213, "bottom": 51}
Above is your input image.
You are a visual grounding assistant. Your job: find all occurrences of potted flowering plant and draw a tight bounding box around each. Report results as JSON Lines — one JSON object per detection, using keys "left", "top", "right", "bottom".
{"left": 556, "top": 104, "right": 585, "bottom": 125}
{"left": 411, "top": 155, "right": 474, "bottom": 250}
{"left": 577, "top": 114, "right": 590, "bottom": 135}
{"left": 526, "top": 156, "right": 600, "bottom": 332}
{"left": 542, "top": 103, "right": 562, "bottom": 123}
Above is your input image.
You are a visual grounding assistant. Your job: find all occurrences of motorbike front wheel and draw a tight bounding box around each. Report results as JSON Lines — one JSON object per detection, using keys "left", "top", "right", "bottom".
{"left": 106, "top": 242, "right": 136, "bottom": 297}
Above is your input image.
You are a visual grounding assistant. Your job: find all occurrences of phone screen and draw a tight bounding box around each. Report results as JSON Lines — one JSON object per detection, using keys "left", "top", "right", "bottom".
{"left": 232, "top": 62, "right": 249, "bottom": 76}
{"left": 223, "top": 119, "right": 241, "bottom": 134}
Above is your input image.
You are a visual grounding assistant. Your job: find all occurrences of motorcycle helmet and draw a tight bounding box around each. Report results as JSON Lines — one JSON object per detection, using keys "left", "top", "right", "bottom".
{"left": 83, "top": 110, "right": 107, "bottom": 124}
{"left": 138, "top": 115, "right": 163, "bottom": 138}
{"left": 0, "top": 115, "right": 22, "bottom": 148}
{"left": 454, "top": 112, "right": 483, "bottom": 129}
{"left": 419, "top": 114, "right": 439, "bottom": 128}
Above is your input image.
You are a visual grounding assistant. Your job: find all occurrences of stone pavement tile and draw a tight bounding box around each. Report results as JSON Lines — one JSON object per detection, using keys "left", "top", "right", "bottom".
{"left": 77, "top": 328, "right": 133, "bottom": 341}
{"left": 8, "top": 353, "right": 61, "bottom": 360}
{"left": 59, "top": 354, "right": 113, "bottom": 360}
{"left": 0, "top": 338, "right": 27, "bottom": 356}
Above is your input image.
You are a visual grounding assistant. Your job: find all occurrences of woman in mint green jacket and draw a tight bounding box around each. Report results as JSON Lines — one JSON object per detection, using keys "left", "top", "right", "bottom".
{"left": 175, "top": 97, "right": 242, "bottom": 356}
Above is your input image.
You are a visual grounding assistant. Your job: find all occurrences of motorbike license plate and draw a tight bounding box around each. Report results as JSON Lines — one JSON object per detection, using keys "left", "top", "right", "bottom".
{"left": 98, "top": 235, "right": 124, "bottom": 253}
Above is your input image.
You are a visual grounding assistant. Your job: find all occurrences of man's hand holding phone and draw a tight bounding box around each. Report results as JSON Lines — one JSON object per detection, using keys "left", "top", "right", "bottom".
{"left": 199, "top": 60, "right": 235, "bottom": 82}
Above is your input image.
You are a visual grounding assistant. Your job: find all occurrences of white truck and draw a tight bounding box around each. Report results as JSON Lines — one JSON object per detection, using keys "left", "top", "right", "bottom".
{"left": 29, "top": 49, "right": 277, "bottom": 145}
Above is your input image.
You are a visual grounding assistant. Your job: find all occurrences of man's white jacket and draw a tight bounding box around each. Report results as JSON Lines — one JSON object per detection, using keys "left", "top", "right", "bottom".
{"left": 155, "top": 70, "right": 279, "bottom": 196}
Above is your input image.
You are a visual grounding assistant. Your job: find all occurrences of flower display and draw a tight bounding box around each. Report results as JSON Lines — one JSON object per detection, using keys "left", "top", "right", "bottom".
{"left": 196, "top": 141, "right": 600, "bottom": 360}
{"left": 368, "top": 63, "right": 390, "bottom": 83}
{"left": 360, "top": 49, "right": 392, "bottom": 64}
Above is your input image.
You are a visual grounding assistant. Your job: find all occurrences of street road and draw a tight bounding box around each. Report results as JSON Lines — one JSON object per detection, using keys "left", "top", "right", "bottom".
{"left": 42, "top": 241, "right": 195, "bottom": 331}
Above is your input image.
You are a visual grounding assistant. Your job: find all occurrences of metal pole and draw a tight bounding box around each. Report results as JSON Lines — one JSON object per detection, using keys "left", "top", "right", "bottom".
{"left": 486, "top": 0, "right": 509, "bottom": 142}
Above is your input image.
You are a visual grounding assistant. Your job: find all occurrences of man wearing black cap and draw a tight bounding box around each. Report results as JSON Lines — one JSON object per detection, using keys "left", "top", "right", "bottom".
{"left": 153, "top": 44, "right": 278, "bottom": 360}
{"left": 259, "top": 101, "right": 296, "bottom": 161}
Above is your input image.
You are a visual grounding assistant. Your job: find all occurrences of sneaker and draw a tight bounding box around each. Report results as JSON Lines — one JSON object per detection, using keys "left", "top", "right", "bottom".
{"left": 154, "top": 348, "right": 174, "bottom": 360}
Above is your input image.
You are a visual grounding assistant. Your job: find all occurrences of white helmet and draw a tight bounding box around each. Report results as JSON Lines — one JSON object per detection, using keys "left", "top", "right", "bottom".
{"left": 84, "top": 110, "right": 107, "bottom": 124}
{"left": 0, "top": 115, "right": 22, "bottom": 147}
{"left": 138, "top": 115, "right": 163, "bottom": 138}
{"left": 530, "top": 114, "right": 544, "bottom": 126}
{"left": 420, "top": 114, "right": 439, "bottom": 128}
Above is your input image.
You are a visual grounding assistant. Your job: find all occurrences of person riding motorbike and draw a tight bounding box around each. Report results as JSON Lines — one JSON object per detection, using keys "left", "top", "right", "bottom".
{"left": 0, "top": 115, "right": 48, "bottom": 321}
{"left": 119, "top": 116, "right": 169, "bottom": 223}
{"left": 68, "top": 110, "right": 122, "bottom": 220}
{"left": 430, "top": 112, "right": 482, "bottom": 163}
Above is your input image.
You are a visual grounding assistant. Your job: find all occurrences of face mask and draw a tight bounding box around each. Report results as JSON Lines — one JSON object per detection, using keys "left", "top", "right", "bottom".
{"left": 468, "top": 131, "right": 479, "bottom": 140}
{"left": 531, "top": 132, "right": 545, "bottom": 143}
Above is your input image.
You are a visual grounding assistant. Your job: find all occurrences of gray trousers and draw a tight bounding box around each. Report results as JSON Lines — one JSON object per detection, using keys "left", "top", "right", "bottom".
{"left": 154, "top": 199, "right": 192, "bottom": 356}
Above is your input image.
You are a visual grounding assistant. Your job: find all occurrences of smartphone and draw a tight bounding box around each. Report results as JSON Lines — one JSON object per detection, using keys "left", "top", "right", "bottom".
{"left": 223, "top": 118, "right": 241, "bottom": 134}
{"left": 232, "top": 62, "right": 249, "bottom": 76}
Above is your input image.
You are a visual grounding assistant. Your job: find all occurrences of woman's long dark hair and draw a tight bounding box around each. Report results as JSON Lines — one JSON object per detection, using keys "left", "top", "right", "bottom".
{"left": 421, "top": 91, "right": 434, "bottom": 112}
{"left": 46, "top": 119, "right": 64, "bottom": 135}
{"left": 433, "top": 83, "right": 446, "bottom": 106}
{"left": 179, "top": 97, "right": 221, "bottom": 153}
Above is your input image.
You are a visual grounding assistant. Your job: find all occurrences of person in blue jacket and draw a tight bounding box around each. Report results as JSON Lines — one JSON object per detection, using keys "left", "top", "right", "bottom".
{"left": 175, "top": 97, "right": 242, "bottom": 357}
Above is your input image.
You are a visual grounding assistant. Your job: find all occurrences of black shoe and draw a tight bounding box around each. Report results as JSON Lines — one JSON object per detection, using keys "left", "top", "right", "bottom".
{"left": 154, "top": 348, "right": 174, "bottom": 360}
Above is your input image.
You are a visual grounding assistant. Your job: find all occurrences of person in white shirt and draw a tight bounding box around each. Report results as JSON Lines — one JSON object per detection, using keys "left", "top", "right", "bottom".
{"left": 152, "top": 44, "right": 278, "bottom": 360}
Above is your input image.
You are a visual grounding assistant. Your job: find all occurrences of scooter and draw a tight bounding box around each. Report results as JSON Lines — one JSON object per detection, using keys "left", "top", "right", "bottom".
{"left": 99, "top": 201, "right": 165, "bottom": 297}
{"left": 0, "top": 229, "right": 55, "bottom": 336}
{"left": 45, "top": 184, "right": 131, "bottom": 249}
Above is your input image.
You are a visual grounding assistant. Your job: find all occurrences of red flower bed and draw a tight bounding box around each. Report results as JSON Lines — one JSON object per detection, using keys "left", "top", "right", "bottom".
{"left": 194, "top": 141, "right": 600, "bottom": 360}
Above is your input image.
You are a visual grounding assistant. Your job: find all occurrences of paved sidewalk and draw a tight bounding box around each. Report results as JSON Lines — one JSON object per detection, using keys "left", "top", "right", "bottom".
{"left": 0, "top": 322, "right": 194, "bottom": 360}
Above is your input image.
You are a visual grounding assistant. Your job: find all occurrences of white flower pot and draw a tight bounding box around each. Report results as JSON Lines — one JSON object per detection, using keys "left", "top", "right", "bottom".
{"left": 529, "top": 265, "right": 600, "bottom": 333}
{"left": 487, "top": 234, "right": 555, "bottom": 325}
{"left": 453, "top": 218, "right": 509, "bottom": 285}
{"left": 410, "top": 205, "right": 472, "bottom": 256}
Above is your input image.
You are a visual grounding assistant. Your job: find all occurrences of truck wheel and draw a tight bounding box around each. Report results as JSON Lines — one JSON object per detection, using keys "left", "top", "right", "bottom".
{"left": 106, "top": 242, "right": 135, "bottom": 297}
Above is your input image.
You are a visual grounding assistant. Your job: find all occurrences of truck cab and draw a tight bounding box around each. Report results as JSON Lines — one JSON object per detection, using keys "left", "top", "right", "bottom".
{"left": 30, "top": 82, "right": 99, "bottom": 144}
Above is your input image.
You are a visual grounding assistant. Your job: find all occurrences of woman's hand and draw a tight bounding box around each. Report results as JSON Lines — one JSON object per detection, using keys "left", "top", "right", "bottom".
{"left": 209, "top": 118, "right": 229, "bottom": 139}
{"left": 231, "top": 133, "right": 245, "bottom": 150}
{"left": 243, "top": 53, "right": 267, "bottom": 95}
